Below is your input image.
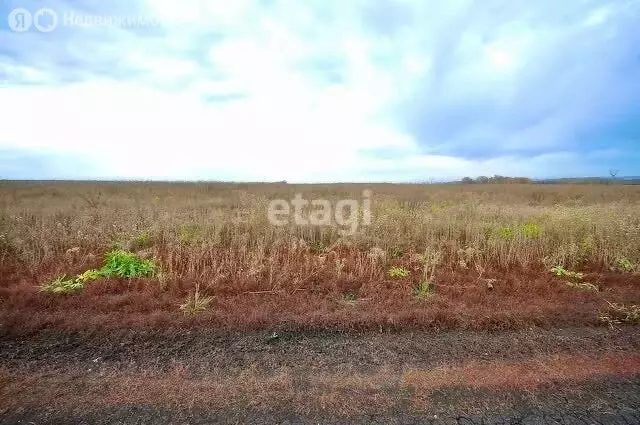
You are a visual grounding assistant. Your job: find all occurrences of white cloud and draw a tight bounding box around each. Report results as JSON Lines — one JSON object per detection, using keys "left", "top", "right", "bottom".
{"left": 0, "top": 79, "right": 417, "bottom": 181}
{"left": 1, "top": 0, "right": 639, "bottom": 180}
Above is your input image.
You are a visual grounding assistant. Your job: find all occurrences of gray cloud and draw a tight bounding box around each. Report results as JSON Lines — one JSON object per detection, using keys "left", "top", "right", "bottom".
{"left": 382, "top": 0, "right": 640, "bottom": 158}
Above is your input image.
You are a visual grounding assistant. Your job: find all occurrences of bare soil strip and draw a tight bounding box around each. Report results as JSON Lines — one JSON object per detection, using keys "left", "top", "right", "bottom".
{"left": 2, "top": 325, "right": 640, "bottom": 372}
{"left": 2, "top": 353, "right": 640, "bottom": 411}
{"left": 1, "top": 326, "right": 640, "bottom": 423}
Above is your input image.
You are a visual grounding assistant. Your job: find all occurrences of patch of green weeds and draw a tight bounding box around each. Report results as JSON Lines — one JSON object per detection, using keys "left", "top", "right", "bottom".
{"left": 549, "top": 265, "right": 596, "bottom": 291}
{"left": 519, "top": 222, "right": 542, "bottom": 239}
{"left": 492, "top": 223, "right": 542, "bottom": 241}
{"left": 388, "top": 266, "right": 410, "bottom": 278}
{"left": 129, "top": 231, "right": 153, "bottom": 251}
{"left": 413, "top": 280, "right": 434, "bottom": 300}
{"left": 340, "top": 293, "right": 358, "bottom": 306}
{"left": 101, "top": 249, "right": 156, "bottom": 278}
{"left": 43, "top": 249, "right": 156, "bottom": 295}
{"left": 40, "top": 275, "right": 85, "bottom": 294}
{"left": 390, "top": 246, "right": 404, "bottom": 259}
{"left": 497, "top": 226, "right": 514, "bottom": 241}
{"left": 75, "top": 268, "right": 103, "bottom": 284}
{"left": 178, "top": 224, "right": 199, "bottom": 246}
{"left": 611, "top": 256, "right": 636, "bottom": 273}
{"left": 550, "top": 265, "right": 584, "bottom": 280}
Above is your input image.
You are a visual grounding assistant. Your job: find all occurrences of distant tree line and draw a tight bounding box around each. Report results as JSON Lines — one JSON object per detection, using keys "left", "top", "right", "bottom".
{"left": 455, "top": 174, "right": 640, "bottom": 185}
{"left": 459, "top": 175, "right": 532, "bottom": 184}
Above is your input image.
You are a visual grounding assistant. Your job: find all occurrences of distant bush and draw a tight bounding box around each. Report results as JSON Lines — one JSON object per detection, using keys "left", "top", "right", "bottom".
{"left": 460, "top": 175, "right": 532, "bottom": 184}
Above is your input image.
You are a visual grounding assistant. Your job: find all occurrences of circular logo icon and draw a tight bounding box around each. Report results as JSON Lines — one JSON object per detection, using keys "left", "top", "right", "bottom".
{"left": 8, "top": 8, "right": 33, "bottom": 32}
{"left": 34, "top": 8, "right": 58, "bottom": 32}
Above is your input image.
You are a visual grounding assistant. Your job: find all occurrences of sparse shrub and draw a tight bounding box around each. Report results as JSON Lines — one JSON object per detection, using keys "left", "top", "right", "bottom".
{"left": 530, "top": 190, "right": 545, "bottom": 204}
{"left": 179, "top": 283, "right": 213, "bottom": 316}
{"left": 579, "top": 235, "right": 596, "bottom": 260}
{"left": 415, "top": 250, "right": 440, "bottom": 299}
{"left": 456, "top": 246, "right": 480, "bottom": 269}
{"left": 550, "top": 265, "right": 584, "bottom": 280}
{"left": 340, "top": 293, "right": 357, "bottom": 306}
{"left": 40, "top": 275, "right": 84, "bottom": 294}
{"left": 496, "top": 226, "right": 514, "bottom": 240}
{"left": 388, "top": 266, "right": 410, "bottom": 278}
{"left": 599, "top": 301, "right": 640, "bottom": 326}
{"left": 129, "top": 231, "right": 153, "bottom": 251}
{"left": 565, "top": 281, "right": 598, "bottom": 292}
{"left": 367, "top": 247, "right": 386, "bottom": 263}
{"left": 484, "top": 278, "right": 496, "bottom": 290}
{"left": 413, "top": 280, "right": 434, "bottom": 300}
{"left": 178, "top": 224, "right": 199, "bottom": 246}
{"left": 310, "top": 239, "right": 327, "bottom": 254}
{"left": 611, "top": 256, "right": 636, "bottom": 273}
{"left": 64, "top": 246, "right": 81, "bottom": 261}
{"left": 75, "top": 268, "right": 103, "bottom": 283}
{"left": 390, "top": 246, "right": 404, "bottom": 259}
{"left": 519, "top": 222, "right": 542, "bottom": 239}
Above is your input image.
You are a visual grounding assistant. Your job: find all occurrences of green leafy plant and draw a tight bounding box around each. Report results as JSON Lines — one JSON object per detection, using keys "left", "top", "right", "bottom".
{"left": 413, "top": 280, "right": 434, "bottom": 300}
{"left": 388, "top": 266, "right": 410, "bottom": 278}
{"left": 179, "top": 283, "right": 213, "bottom": 316}
{"left": 579, "top": 235, "right": 596, "bottom": 260}
{"left": 129, "top": 231, "right": 153, "bottom": 251}
{"left": 75, "top": 268, "right": 104, "bottom": 283}
{"left": 390, "top": 246, "right": 404, "bottom": 259}
{"left": 611, "top": 256, "right": 636, "bottom": 273}
{"left": 178, "top": 224, "right": 199, "bottom": 246}
{"left": 340, "top": 293, "right": 358, "bottom": 306}
{"left": 101, "top": 249, "right": 156, "bottom": 278}
{"left": 43, "top": 250, "right": 157, "bottom": 295}
{"left": 519, "top": 222, "right": 542, "bottom": 239}
{"left": 565, "top": 281, "right": 598, "bottom": 292}
{"left": 550, "top": 265, "right": 584, "bottom": 280}
{"left": 497, "top": 226, "right": 514, "bottom": 240}
{"left": 40, "top": 275, "right": 84, "bottom": 294}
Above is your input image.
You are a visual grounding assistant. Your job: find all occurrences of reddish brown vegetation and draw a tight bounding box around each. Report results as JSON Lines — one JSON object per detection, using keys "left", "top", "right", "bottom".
{"left": 1, "top": 182, "right": 639, "bottom": 335}
{"left": 2, "top": 256, "right": 639, "bottom": 336}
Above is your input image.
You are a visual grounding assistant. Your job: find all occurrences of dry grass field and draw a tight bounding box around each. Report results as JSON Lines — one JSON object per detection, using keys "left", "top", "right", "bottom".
{"left": 2, "top": 181, "right": 640, "bottom": 422}
{"left": 1, "top": 181, "right": 639, "bottom": 335}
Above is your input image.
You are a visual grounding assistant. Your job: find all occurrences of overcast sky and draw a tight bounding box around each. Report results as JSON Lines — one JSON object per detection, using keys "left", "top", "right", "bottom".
{"left": 1, "top": 0, "right": 639, "bottom": 181}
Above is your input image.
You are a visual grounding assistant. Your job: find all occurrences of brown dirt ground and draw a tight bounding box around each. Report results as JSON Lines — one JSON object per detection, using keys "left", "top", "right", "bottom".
{"left": 1, "top": 326, "right": 640, "bottom": 424}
